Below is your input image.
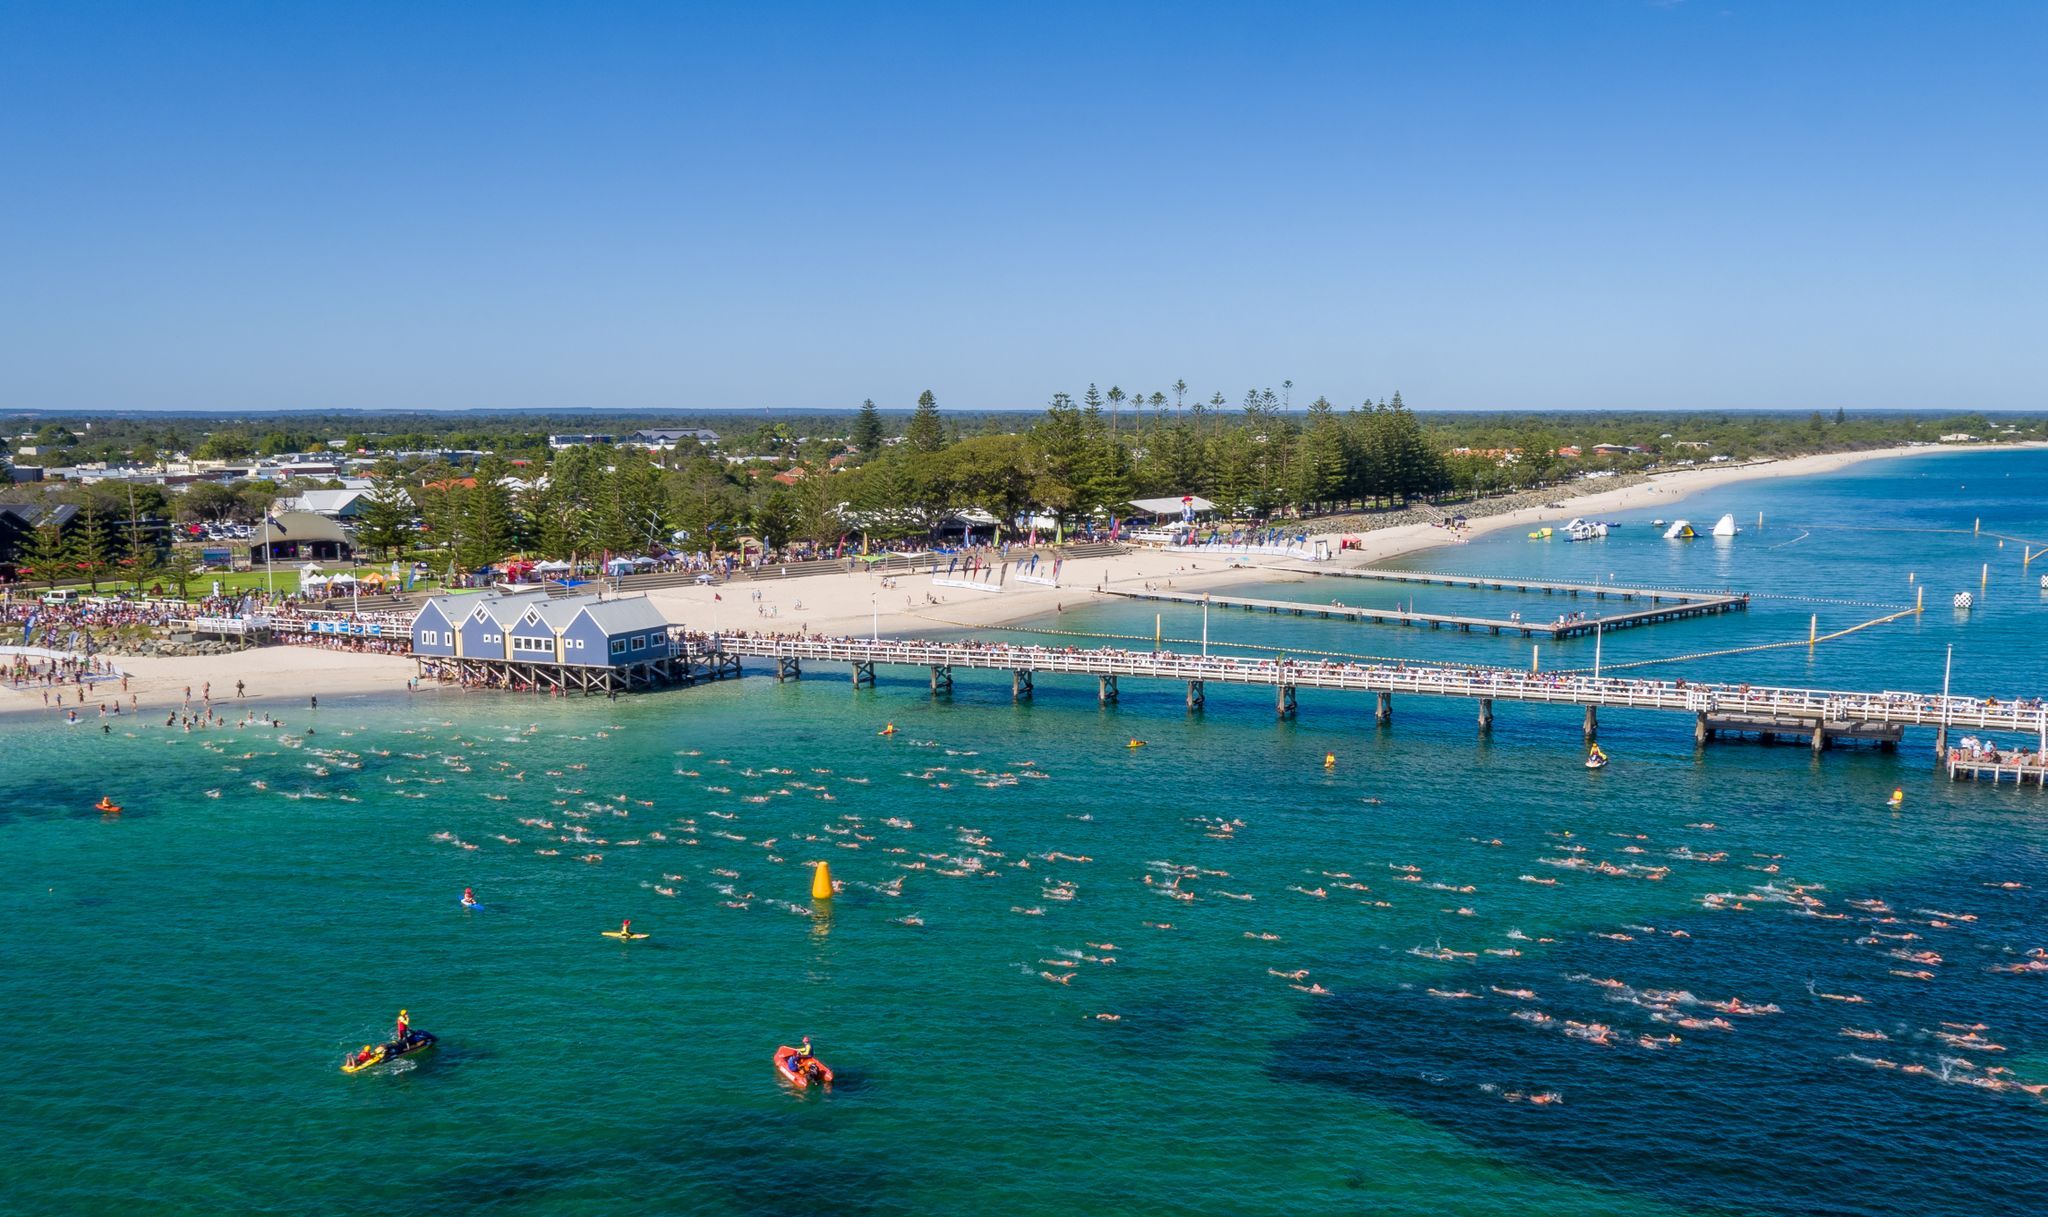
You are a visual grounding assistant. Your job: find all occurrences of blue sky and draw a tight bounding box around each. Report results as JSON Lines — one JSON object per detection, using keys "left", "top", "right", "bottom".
{"left": 2, "top": 1, "right": 2041, "bottom": 413}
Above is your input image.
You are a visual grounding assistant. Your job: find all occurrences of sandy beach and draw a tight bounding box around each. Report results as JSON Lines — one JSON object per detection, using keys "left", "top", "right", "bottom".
{"left": 2, "top": 442, "right": 2021, "bottom": 719}
{"left": 635, "top": 443, "right": 1986, "bottom": 639}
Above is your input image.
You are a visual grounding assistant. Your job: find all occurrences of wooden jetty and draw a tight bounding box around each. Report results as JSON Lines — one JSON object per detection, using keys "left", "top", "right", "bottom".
{"left": 1298, "top": 568, "right": 1727, "bottom": 605}
{"left": 1100, "top": 586, "right": 1746, "bottom": 640}
{"left": 713, "top": 635, "right": 2046, "bottom": 761}
{"left": 1946, "top": 749, "right": 2048, "bottom": 786}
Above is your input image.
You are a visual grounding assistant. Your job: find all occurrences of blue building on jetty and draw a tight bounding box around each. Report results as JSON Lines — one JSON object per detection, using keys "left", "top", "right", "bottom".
{"left": 408, "top": 590, "right": 715, "bottom": 694}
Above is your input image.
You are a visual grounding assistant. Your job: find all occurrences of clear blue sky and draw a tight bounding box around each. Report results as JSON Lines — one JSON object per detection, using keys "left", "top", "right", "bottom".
{"left": 2, "top": 1, "right": 2042, "bottom": 414}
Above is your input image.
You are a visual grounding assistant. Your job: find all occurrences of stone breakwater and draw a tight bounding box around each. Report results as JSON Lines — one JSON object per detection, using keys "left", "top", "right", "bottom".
{"left": 107, "top": 637, "right": 245, "bottom": 659}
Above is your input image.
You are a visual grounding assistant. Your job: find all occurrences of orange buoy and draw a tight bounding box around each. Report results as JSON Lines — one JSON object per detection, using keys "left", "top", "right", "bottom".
{"left": 812, "top": 861, "right": 834, "bottom": 900}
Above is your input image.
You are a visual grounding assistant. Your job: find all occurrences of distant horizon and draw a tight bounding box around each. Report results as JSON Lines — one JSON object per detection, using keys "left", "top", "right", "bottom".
{"left": 4, "top": 404, "right": 2041, "bottom": 422}
{"left": 3, "top": 4, "right": 2042, "bottom": 412}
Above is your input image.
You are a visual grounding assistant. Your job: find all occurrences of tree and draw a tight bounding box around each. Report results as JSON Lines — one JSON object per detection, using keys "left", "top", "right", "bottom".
{"left": 160, "top": 547, "right": 202, "bottom": 598}
{"left": 942, "top": 435, "right": 1039, "bottom": 539}
{"left": 354, "top": 483, "right": 416, "bottom": 559}
{"left": 178, "top": 482, "right": 243, "bottom": 523}
{"left": 906, "top": 390, "right": 945, "bottom": 454}
{"left": 20, "top": 521, "right": 73, "bottom": 590}
{"left": 235, "top": 482, "right": 280, "bottom": 523}
{"left": 460, "top": 456, "right": 516, "bottom": 569}
{"left": 194, "top": 430, "right": 255, "bottom": 461}
{"left": 74, "top": 499, "right": 116, "bottom": 590}
{"left": 1292, "top": 397, "right": 1347, "bottom": 512}
{"left": 1173, "top": 379, "right": 1188, "bottom": 418}
{"left": 852, "top": 398, "right": 884, "bottom": 457}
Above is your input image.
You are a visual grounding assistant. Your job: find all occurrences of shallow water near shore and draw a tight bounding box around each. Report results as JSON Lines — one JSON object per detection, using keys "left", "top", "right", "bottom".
{"left": 4, "top": 449, "right": 2046, "bottom": 1217}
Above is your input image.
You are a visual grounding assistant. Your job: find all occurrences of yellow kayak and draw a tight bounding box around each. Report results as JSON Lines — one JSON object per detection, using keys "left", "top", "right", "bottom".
{"left": 601, "top": 930, "right": 650, "bottom": 940}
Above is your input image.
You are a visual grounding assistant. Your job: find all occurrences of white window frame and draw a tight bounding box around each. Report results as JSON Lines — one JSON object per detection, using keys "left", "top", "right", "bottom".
{"left": 610, "top": 638, "right": 626, "bottom": 656}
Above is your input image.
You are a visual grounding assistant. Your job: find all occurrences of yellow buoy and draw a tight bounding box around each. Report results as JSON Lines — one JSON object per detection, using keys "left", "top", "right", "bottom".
{"left": 812, "top": 861, "right": 834, "bottom": 900}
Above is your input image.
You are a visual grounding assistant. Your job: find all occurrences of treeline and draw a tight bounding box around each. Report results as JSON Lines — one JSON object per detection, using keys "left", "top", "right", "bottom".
{"left": 6, "top": 395, "right": 2043, "bottom": 580}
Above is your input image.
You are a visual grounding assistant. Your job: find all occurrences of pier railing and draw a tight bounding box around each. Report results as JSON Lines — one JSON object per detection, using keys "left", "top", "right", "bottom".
{"left": 713, "top": 635, "right": 2047, "bottom": 733}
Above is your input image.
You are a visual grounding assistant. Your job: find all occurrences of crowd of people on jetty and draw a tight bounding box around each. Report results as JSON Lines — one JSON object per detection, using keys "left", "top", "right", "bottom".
{"left": 693, "top": 630, "right": 2047, "bottom": 722}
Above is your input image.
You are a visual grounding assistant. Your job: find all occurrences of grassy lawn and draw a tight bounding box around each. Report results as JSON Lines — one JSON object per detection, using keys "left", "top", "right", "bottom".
{"left": 19, "top": 550, "right": 456, "bottom": 599}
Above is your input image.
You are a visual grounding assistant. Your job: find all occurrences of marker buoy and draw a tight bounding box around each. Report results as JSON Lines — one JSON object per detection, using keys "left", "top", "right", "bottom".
{"left": 812, "top": 861, "right": 834, "bottom": 900}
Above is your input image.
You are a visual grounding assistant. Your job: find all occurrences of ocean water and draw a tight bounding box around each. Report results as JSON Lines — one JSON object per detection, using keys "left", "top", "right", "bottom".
{"left": 4, "top": 449, "right": 2046, "bottom": 1217}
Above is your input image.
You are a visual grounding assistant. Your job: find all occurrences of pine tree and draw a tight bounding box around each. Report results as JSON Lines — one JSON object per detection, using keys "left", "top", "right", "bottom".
{"left": 75, "top": 499, "right": 115, "bottom": 590}
{"left": 355, "top": 483, "right": 416, "bottom": 559}
{"left": 460, "top": 461, "right": 515, "bottom": 571}
{"left": 852, "top": 398, "right": 884, "bottom": 456}
{"left": 1292, "top": 397, "right": 1346, "bottom": 512}
{"left": 160, "top": 546, "right": 201, "bottom": 598}
{"left": 21, "top": 521, "right": 73, "bottom": 589}
{"left": 906, "top": 390, "right": 945, "bottom": 454}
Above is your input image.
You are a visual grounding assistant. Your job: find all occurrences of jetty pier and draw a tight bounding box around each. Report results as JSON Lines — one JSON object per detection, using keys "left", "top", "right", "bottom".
{"left": 713, "top": 635, "right": 2047, "bottom": 759}
{"left": 1101, "top": 583, "right": 1746, "bottom": 639}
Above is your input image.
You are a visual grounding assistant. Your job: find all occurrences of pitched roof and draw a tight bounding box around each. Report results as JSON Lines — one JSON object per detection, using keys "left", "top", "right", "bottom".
{"left": 572, "top": 596, "right": 670, "bottom": 634}
{"left": 250, "top": 511, "right": 349, "bottom": 545}
{"left": 287, "top": 489, "right": 369, "bottom": 515}
{"left": 0, "top": 502, "right": 81, "bottom": 529}
{"left": 410, "top": 594, "right": 469, "bottom": 627}
{"left": 475, "top": 590, "right": 553, "bottom": 627}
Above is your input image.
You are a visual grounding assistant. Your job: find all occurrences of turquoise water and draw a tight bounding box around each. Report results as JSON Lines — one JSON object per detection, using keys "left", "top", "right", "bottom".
{"left": 5, "top": 449, "right": 2046, "bottom": 1216}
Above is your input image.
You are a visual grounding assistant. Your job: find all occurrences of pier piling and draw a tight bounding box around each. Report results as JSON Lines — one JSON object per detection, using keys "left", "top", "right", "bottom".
{"left": 1375, "top": 691, "right": 1393, "bottom": 725}
{"left": 1477, "top": 697, "right": 1493, "bottom": 733}
{"left": 1583, "top": 705, "right": 1598, "bottom": 742}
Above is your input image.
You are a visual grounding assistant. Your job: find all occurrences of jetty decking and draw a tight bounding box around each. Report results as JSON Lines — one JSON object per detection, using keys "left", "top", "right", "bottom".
{"left": 713, "top": 635, "right": 2046, "bottom": 758}
{"left": 1946, "top": 749, "right": 2048, "bottom": 786}
{"left": 1297, "top": 568, "right": 1729, "bottom": 604}
{"left": 1099, "top": 586, "right": 1746, "bottom": 639}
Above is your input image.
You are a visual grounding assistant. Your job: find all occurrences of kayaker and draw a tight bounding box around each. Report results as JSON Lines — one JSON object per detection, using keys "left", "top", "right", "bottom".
{"left": 463, "top": 887, "right": 477, "bottom": 907}
{"left": 394, "top": 1009, "right": 410, "bottom": 1042}
{"left": 619, "top": 918, "right": 633, "bottom": 938}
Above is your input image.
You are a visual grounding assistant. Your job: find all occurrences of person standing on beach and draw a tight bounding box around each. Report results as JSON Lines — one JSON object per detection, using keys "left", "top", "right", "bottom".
{"left": 235, "top": 680, "right": 245, "bottom": 697}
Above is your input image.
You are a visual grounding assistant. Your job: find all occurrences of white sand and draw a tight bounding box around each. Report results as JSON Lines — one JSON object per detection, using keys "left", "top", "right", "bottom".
{"left": 5, "top": 442, "right": 2017, "bottom": 718}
